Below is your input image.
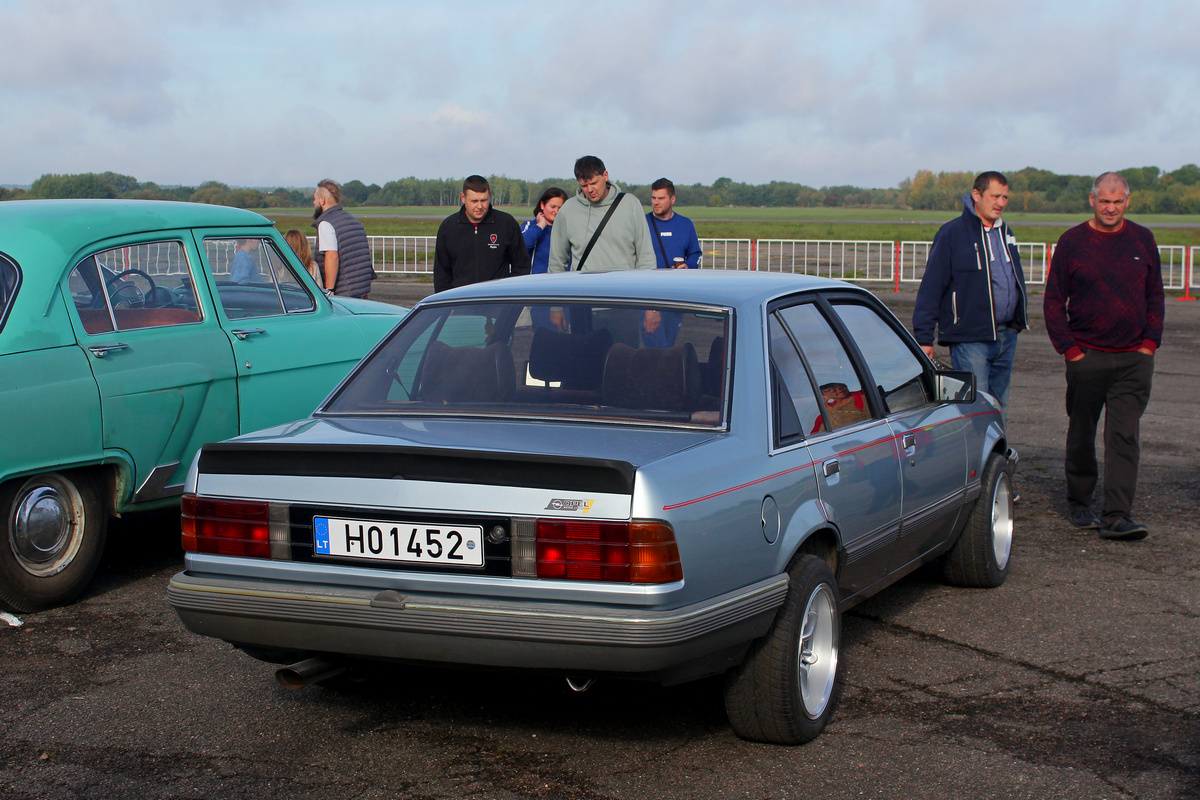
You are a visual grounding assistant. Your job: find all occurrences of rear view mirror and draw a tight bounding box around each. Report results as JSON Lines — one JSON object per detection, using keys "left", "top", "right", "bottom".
{"left": 935, "top": 370, "right": 976, "bottom": 403}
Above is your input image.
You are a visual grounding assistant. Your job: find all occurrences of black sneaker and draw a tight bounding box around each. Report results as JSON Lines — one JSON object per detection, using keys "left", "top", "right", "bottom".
{"left": 1070, "top": 508, "right": 1101, "bottom": 530}
{"left": 1099, "top": 517, "right": 1149, "bottom": 541}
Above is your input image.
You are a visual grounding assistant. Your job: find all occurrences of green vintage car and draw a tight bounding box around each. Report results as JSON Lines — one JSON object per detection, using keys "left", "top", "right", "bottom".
{"left": 0, "top": 200, "right": 406, "bottom": 612}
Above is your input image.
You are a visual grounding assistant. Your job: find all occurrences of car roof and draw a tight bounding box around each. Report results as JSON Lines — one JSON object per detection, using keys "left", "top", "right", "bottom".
{"left": 0, "top": 199, "right": 273, "bottom": 271}
{"left": 419, "top": 269, "right": 866, "bottom": 311}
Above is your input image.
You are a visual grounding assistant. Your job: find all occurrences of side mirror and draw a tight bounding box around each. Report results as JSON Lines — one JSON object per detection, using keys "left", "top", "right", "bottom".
{"left": 935, "top": 369, "right": 976, "bottom": 404}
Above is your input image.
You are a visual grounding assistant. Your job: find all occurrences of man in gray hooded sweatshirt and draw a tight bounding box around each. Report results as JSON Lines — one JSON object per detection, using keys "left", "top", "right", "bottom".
{"left": 548, "top": 155, "right": 655, "bottom": 273}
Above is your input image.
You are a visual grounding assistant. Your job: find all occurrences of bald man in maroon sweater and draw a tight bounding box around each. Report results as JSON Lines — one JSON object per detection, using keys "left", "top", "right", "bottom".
{"left": 1044, "top": 172, "right": 1164, "bottom": 541}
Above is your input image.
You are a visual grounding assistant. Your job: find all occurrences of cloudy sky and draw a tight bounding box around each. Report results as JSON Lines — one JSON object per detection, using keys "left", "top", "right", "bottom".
{"left": 2, "top": 0, "right": 1196, "bottom": 190}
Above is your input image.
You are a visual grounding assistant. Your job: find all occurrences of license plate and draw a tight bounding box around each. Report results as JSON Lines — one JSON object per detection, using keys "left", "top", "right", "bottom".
{"left": 314, "top": 516, "right": 485, "bottom": 567}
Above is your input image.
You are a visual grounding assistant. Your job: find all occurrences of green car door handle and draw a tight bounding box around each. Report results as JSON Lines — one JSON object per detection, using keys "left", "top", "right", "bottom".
{"left": 231, "top": 328, "right": 266, "bottom": 340}
{"left": 86, "top": 343, "right": 129, "bottom": 358}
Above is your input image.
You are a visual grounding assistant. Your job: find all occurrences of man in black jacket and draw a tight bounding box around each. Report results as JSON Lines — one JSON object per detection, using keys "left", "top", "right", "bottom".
{"left": 433, "top": 176, "right": 530, "bottom": 293}
{"left": 912, "top": 171, "right": 1028, "bottom": 410}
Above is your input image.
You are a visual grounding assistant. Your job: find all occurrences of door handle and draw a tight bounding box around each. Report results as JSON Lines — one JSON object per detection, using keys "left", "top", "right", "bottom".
{"left": 822, "top": 459, "right": 840, "bottom": 477}
{"left": 902, "top": 432, "right": 916, "bottom": 450}
{"left": 231, "top": 328, "right": 266, "bottom": 340}
{"left": 87, "top": 343, "right": 129, "bottom": 358}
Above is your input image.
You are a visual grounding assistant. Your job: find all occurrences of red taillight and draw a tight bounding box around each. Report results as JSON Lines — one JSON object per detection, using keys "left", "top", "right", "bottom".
{"left": 535, "top": 519, "right": 682, "bottom": 583}
{"left": 181, "top": 493, "right": 271, "bottom": 558}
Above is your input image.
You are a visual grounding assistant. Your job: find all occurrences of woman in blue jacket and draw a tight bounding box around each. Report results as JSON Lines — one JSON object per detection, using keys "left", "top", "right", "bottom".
{"left": 521, "top": 188, "right": 568, "bottom": 274}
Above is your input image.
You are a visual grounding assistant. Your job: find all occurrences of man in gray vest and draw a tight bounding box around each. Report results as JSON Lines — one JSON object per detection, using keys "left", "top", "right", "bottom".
{"left": 312, "top": 179, "right": 375, "bottom": 298}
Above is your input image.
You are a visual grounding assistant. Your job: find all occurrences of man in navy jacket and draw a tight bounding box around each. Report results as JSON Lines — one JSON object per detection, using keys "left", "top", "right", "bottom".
{"left": 912, "top": 171, "right": 1028, "bottom": 410}
{"left": 434, "top": 175, "right": 530, "bottom": 293}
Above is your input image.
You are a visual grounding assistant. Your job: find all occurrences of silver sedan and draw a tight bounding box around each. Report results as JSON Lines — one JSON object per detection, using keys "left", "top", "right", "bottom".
{"left": 169, "top": 270, "right": 1015, "bottom": 745}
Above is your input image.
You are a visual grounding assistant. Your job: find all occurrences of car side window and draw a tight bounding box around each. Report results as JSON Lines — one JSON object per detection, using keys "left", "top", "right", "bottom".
{"left": 0, "top": 253, "right": 19, "bottom": 333}
{"left": 776, "top": 303, "right": 872, "bottom": 435}
{"left": 768, "top": 314, "right": 820, "bottom": 444}
{"left": 831, "top": 302, "right": 930, "bottom": 414}
{"left": 68, "top": 241, "right": 201, "bottom": 334}
{"left": 205, "top": 238, "right": 316, "bottom": 319}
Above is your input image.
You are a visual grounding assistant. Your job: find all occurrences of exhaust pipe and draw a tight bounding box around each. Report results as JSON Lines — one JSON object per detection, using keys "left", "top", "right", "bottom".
{"left": 565, "top": 676, "right": 595, "bottom": 693}
{"left": 275, "top": 657, "right": 346, "bottom": 690}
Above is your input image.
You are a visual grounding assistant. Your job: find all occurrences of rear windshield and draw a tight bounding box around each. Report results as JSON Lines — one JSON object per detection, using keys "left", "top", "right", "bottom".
{"left": 322, "top": 300, "right": 730, "bottom": 427}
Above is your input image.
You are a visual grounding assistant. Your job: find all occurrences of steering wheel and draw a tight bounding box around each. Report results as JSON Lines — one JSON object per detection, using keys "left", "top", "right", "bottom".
{"left": 106, "top": 269, "right": 157, "bottom": 309}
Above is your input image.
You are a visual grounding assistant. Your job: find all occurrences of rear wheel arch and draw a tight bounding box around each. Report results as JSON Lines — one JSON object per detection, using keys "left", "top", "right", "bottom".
{"left": 789, "top": 527, "right": 839, "bottom": 576}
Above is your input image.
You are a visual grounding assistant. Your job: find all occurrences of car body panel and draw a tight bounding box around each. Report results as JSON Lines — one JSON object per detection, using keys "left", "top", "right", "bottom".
{"left": 0, "top": 345, "right": 103, "bottom": 477}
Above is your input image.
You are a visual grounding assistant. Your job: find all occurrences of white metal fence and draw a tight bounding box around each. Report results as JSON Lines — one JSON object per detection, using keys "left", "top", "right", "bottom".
{"left": 699, "top": 238, "right": 754, "bottom": 270}
{"left": 1158, "top": 245, "right": 1188, "bottom": 290}
{"left": 304, "top": 235, "right": 1193, "bottom": 291}
{"left": 755, "top": 240, "right": 894, "bottom": 281}
{"left": 898, "top": 241, "right": 930, "bottom": 283}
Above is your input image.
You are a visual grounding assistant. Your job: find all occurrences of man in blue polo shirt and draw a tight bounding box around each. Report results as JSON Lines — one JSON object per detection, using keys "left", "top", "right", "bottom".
{"left": 646, "top": 178, "right": 701, "bottom": 269}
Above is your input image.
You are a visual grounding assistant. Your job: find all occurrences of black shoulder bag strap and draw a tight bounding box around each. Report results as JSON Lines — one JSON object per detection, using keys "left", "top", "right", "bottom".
{"left": 575, "top": 192, "right": 626, "bottom": 271}
{"left": 649, "top": 213, "right": 670, "bottom": 268}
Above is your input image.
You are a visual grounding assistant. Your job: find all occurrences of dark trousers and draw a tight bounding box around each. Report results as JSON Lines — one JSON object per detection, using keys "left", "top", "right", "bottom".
{"left": 1063, "top": 349, "right": 1154, "bottom": 523}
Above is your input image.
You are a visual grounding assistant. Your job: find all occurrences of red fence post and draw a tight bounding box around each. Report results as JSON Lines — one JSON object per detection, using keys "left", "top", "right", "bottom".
{"left": 751, "top": 240, "right": 757, "bottom": 271}
{"left": 893, "top": 242, "right": 900, "bottom": 292}
{"left": 1178, "top": 246, "right": 1196, "bottom": 301}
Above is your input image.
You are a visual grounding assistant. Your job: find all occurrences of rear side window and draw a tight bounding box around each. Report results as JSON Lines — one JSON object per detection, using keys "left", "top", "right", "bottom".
{"left": 776, "top": 303, "right": 873, "bottom": 435}
{"left": 68, "top": 241, "right": 201, "bottom": 334}
{"left": 0, "top": 253, "right": 19, "bottom": 333}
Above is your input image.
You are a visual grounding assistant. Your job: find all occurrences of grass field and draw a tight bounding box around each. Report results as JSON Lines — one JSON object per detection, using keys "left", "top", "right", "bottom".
{"left": 266, "top": 205, "right": 1200, "bottom": 247}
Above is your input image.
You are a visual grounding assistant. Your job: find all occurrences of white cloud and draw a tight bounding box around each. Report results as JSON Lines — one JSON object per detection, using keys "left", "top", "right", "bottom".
{"left": 1, "top": 0, "right": 1197, "bottom": 189}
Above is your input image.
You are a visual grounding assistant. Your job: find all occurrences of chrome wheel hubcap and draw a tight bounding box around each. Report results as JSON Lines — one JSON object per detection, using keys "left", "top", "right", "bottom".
{"left": 10, "top": 475, "right": 84, "bottom": 577}
{"left": 797, "top": 583, "right": 839, "bottom": 719}
{"left": 991, "top": 472, "right": 1014, "bottom": 569}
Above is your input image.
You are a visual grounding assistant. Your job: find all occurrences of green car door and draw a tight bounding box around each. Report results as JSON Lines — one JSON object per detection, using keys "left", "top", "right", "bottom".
{"left": 67, "top": 237, "right": 239, "bottom": 507}
{"left": 196, "top": 232, "right": 379, "bottom": 434}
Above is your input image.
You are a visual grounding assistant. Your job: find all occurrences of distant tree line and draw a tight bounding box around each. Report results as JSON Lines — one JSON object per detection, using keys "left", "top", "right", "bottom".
{"left": 5, "top": 165, "right": 1200, "bottom": 213}
{"left": 0, "top": 172, "right": 308, "bottom": 207}
{"left": 902, "top": 165, "right": 1200, "bottom": 214}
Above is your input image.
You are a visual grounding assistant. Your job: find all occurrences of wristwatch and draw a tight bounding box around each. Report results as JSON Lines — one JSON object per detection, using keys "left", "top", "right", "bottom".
{"left": 323, "top": 288, "right": 333, "bottom": 297}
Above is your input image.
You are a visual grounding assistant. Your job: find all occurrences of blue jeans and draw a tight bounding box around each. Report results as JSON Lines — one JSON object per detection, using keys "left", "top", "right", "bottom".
{"left": 950, "top": 328, "right": 1018, "bottom": 410}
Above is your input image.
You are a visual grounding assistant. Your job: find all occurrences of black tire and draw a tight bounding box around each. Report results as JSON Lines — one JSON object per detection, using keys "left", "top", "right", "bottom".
{"left": 0, "top": 472, "right": 107, "bottom": 613}
{"left": 943, "top": 452, "right": 1013, "bottom": 588}
{"left": 724, "top": 554, "right": 841, "bottom": 745}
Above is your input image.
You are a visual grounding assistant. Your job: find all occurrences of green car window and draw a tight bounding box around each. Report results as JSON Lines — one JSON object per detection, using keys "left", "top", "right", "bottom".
{"left": 69, "top": 241, "right": 201, "bottom": 334}
{"left": 205, "top": 238, "right": 315, "bottom": 319}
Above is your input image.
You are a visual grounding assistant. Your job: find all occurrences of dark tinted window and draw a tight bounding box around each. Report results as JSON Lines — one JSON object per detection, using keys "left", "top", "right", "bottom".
{"left": 768, "top": 313, "right": 820, "bottom": 444}
{"left": 776, "top": 303, "right": 872, "bottom": 434}
{"left": 831, "top": 302, "right": 930, "bottom": 413}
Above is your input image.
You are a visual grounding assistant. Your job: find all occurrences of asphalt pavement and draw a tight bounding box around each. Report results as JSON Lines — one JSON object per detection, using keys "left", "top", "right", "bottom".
{"left": 1, "top": 275, "right": 1197, "bottom": 800}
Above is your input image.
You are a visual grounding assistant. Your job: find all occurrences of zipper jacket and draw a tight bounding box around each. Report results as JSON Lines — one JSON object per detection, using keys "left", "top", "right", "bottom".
{"left": 433, "top": 206, "right": 531, "bottom": 293}
{"left": 912, "top": 195, "right": 1028, "bottom": 346}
